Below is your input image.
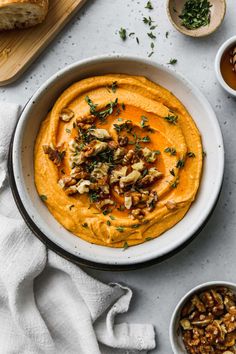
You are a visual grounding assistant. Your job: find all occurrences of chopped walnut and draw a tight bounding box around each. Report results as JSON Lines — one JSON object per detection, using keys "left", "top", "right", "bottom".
{"left": 97, "top": 199, "right": 114, "bottom": 209}
{"left": 110, "top": 166, "right": 128, "bottom": 184}
{"left": 132, "top": 160, "right": 146, "bottom": 171}
{"left": 118, "top": 136, "right": 129, "bottom": 147}
{"left": 113, "top": 147, "right": 126, "bottom": 161}
{"left": 58, "top": 176, "right": 77, "bottom": 188}
{"left": 124, "top": 195, "right": 132, "bottom": 209}
{"left": 89, "top": 128, "right": 111, "bottom": 140}
{"left": 142, "top": 147, "right": 158, "bottom": 163}
{"left": 123, "top": 149, "right": 139, "bottom": 165}
{"left": 64, "top": 186, "right": 78, "bottom": 195}
{"left": 166, "top": 200, "right": 177, "bottom": 210}
{"left": 43, "top": 145, "right": 65, "bottom": 166}
{"left": 180, "top": 287, "right": 236, "bottom": 354}
{"left": 59, "top": 108, "right": 74, "bottom": 122}
{"left": 119, "top": 170, "right": 141, "bottom": 189}
{"left": 136, "top": 167, "right": 162, "bottom": 188}
{"left": 91, "top": 163, "right": 109, "bottom": 179}
{"left": 131, "top": 208, "right": 145, "bottom": 220}
{"left": 76, "top": 180, "right": 91, "bottom": 194}
{"left": 83, "top": 140, "right": 108, "bottom": 157}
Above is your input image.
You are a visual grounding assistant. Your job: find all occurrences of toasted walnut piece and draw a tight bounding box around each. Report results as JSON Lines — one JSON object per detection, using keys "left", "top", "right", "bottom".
{"left": 70, "top": 167, "right": 88, "bottom": 180}
{"left": 146, "top": 191, "right": 158, "bottom": 211}
{"left": 119, "top": 170, "right": 141, "bottom": 189}
{"left": 90, "top": 140, "right": 107, "bottom": 156}
{"left": 70, "top": 152, "right": 86, "bottom": 166}
{"left": 124, "top": 195, "right": 132, "bottom": 210}
{"left": 229, "top": 306, "right": 236, "bottom": 316}
{"left": 123, "top": 149, "right": 139, "bottom": 164}
{"left": 59, "top": 108, "right": 74, "bottom": 122}
{"left": 91, "top": 163, "right": 109, "bottom": 179}
{"left": 58, "top": 176, "right": 77, "bottom": 188}
{"left": 142, "top": 147, "right": 158, "bottom": 163}
{"left": 131, "top": 208, "right": 145, "bottom": 220}
{"left": 180, "top": 319, "right": 192, "bottom": 330}
{"left": 166, "top": 200, "right": 177, "bottom": 210}
{"left": 131, "top": 192, "right": 149, "bottom": 206}
{"left": 225, "top": 298, "right": 236, "bottom": 312}
{"left": 110, "top": 166, "right": 128, "bottom": 184}
{"left": 89, "top": 128, "right": 111, "bottom": 140}
{"left": 76, "top": 180, "right": 91, "bottom": 194}
{"left": 114, "top": 185, "right": 123, "bottom": 195}
{"left": 137, "top": 168, "right": 162, "bottom": 188}
{"left": 132, "top": 160, "right": 145, "bottom": 171}
{"left": 108, "top": 141, "right": 119, "bottom": 150}
{"left": 200, "top": 291, "right": 215, "bottom": 308}
{"left": 43, "top": 145, "right": 65, "bottom": 166}
{"left": 77, "top": 115, "right": 96, "bottom": 124}
{"left": 118, "top": 136, "right": 129, "bottom": 147}
{"left": 113, "top": 147, "right": 126, "bottom": 161}
{"left": 68, "top": 139, "right": 79, "bottom": 153}
{"left": 191, "top": 295, "right": 206, "bottom": 313}
{"left": 100, "top": 185, "right": 110, "bottom": 195}
{"left": 97, "top": 199, "right": 114, "bottom": 208}
{"left": 64, "top": 186, "right": 78, "bottom": 195}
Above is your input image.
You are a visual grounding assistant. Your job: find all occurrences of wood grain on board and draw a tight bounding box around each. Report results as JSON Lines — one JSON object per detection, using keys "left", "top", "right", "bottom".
{"left": 0, "top": 0, "right": 87, "bottom": 86}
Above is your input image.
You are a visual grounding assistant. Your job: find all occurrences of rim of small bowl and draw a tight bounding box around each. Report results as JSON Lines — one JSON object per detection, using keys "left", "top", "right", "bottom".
{"left": 215, "top": 35, "right": 236, "bottom": 97}
{"left": 166, "top": 0, "right": 226, "bottom": 38}
{"left": 10, "top": 54, "right": 225, "bottom": 269}
{"left": 169, "top": 280, "right": 236, "bottom": 353}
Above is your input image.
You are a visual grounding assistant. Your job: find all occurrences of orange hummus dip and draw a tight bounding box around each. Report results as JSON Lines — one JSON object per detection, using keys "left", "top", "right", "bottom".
{"left": 34, "top": 74, "right": 203, "bottom": 248}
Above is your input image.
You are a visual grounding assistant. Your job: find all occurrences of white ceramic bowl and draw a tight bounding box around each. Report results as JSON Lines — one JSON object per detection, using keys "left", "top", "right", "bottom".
{"left": 170, "top": 281, "right": 236, "bottom": 353}
{"left": 215, "top": 35, "right": 236, "bottom": 97}
{"left": 10, "top": 55, "right": 224, "bottom": 270}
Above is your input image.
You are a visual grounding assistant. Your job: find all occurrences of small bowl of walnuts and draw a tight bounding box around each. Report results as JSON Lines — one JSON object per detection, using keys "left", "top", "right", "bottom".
{"left": 170, "top": 281, "right": 236, "bottom": 354}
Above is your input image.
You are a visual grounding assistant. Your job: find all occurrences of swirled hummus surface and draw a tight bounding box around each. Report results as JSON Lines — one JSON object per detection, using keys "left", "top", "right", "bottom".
{"left": 34, "top": 74, "right": 203, "bottom": 248}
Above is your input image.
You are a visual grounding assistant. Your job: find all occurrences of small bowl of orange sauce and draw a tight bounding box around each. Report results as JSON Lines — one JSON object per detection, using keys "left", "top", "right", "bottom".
{"left": 215, "top": 36, "right": 236, "bottom": 96}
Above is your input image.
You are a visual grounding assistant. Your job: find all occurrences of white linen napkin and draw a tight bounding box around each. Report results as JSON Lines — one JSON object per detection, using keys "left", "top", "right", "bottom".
{"left": 0, "top": 103, "right": 156, "bottom": 354}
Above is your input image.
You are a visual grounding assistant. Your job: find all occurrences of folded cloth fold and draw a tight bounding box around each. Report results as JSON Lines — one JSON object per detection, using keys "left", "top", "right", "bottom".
{"left": 0, "top": 103, "right": 156, "bottom": 354}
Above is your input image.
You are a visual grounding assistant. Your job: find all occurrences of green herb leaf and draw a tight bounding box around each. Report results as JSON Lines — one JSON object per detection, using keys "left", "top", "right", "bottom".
{"left": 107, "top": 220, "right": 111, "bottom": 226}
{"left": 170, "top": 169, "right": 175, "bottom": 176}
{"left": 82, "top": 223, "right": 88, "bottom": 228}
{"left": 110, "top": 215, "right": 116, "bottom": 220}
{"left": 164, "top": 147, "right": 176, "bottom": 155}
{"left": 145, "top": 237, "right": 153, "bottom": 241}
{"left": 119, "top": 27, "right": 127, "bottom": 40}
{"left": 164, "top": 114, "right": 178, "bottom": 124}
{"left": 176, "top": 159, "right": 185, "bottom": 168}
{"left": 187, "top": 152, "right": 196, "bottom": 158}
{"left": 165, "top": 31, "right": 169, "bottom": 38}
{"left": 179, "top": 0, "right": 212, "bottom": 30}
{"left": 123, "top": 241, "right": 129, "bottom": 250}
{"left": 65, "top": 128, "right": 71, "bottom": 134}
{"left": 168, "top": 58, "right": 178, "bottom": 65}
{"left": 40, "top": 194, "right": 47, "bottom": 202}
{"left": 69, "top": 204, "right": 75, "bottom": 210}
{"left": 116, "top": 226, "right": 125, "bottom": 232}
{"left": 136, "top": 37, "right": 140, "bottom": 44}
{"left": 147, "top": 32, "right": 156, "bottom": 40}
{"left": 171, "top": 178, "right": 179, "bottom": 189}
{"left": 145, "top": 1, "right": 153, "bottom": 10}
{"left": 132, "top": 224, "right": 141, "bottom": 229}
{"left": 143, "top": 16, "right": 154, "bottom": 26}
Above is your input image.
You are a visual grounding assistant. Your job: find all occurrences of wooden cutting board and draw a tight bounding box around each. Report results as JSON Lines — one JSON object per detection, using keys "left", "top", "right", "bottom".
{"left": 0, "top": 0, "right": 87, "bottom": 86}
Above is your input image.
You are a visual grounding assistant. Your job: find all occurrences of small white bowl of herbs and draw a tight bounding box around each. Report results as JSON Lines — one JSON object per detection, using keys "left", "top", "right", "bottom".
{"left": 167, "top": 0, "right": 226, "bottom": 38}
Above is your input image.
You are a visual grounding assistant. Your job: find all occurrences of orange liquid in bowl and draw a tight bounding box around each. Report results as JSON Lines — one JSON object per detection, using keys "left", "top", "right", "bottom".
{"left": 220, "top": 44, "right": 236, "bottom": 90}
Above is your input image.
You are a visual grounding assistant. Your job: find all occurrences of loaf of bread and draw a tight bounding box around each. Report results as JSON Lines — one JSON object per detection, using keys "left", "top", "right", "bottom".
{"left": 0, "top": 0, "right": 49, "bottom": 30}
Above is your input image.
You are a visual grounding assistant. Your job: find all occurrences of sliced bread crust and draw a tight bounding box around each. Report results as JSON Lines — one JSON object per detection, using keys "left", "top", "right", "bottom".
{"left": 0, "top": 0, "right": 49, "bottom": 30}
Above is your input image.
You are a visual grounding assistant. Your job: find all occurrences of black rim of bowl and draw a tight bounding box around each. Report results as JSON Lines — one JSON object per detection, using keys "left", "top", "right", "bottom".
{"left": 8, "top": 111, "right": 223, "bottom": 271}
